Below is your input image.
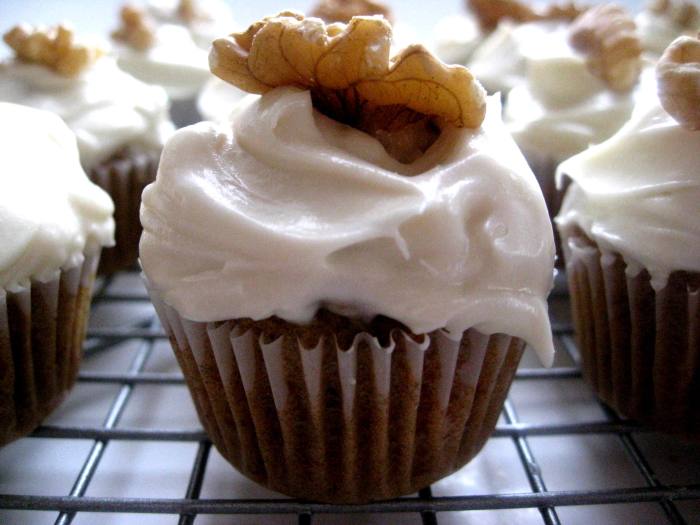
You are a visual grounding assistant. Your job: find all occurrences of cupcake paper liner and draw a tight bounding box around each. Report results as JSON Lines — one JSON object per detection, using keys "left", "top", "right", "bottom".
{"left": 149, "top": 290, "right": 525, "bottom": 502}
{"left": 562, "top": 229, "right": 700, "bottom": 436}
{"left": 0, "top": 251, "right": 99, "bottom": 446}
{"left": 89, "top": 151, "right": 159, "bottom": 275}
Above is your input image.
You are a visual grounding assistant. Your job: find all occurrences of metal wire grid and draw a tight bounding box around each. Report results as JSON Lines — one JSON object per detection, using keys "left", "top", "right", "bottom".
{"left": 0, "top": 271, "right": 699, "bottom": 525}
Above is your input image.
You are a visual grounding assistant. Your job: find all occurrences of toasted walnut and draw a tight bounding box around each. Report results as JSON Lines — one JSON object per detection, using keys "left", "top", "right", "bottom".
{"left": 569, "top": 4, "right": 642, "bottom": 92}
{"left": 649, "top": 0, "right": 700, "bottom": 30}
{"left": 211, "top": 13, "right": 485, "bottom": 128}
{"left": 3, "top": 24, "right": 102, "bottom": 77}
{"left": 311, "top": 0, "right": 394, "bottom": 24}
{"left": 112, "top": 5, "right": 155, "bottom": 51}
{"left": 178, "top": 0, "right": 209, "bottom": 22}
{"left": 468, "top": 0, "right": 586, "bottom": 32}
{"left": 656, "top": 34, "right": 700, "bottom": 130}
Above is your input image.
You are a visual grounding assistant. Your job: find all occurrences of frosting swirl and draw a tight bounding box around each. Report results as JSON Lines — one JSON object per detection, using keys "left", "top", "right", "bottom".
{"left": 0, "top": 57, "right": 173, "bottom": 169}
{"left": 556, "top": 94, "right": 700, "bottom": 289}
{"left": 196, "top": 76, "right": 246, "bottom": 121}
{"left": 140, "top": 87, "right": 555, "bottom": 364}
{"left": 0, "top": 103, "right": 115, "bottom": 290}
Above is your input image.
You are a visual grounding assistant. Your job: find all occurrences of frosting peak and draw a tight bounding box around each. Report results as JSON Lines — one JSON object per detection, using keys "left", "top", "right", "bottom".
{"left": 140, "top": 88, "right": 556, "bottom": 364}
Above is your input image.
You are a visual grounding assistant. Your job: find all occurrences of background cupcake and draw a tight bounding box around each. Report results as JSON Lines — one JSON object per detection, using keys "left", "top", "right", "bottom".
{"left": 141, "top": 13, "right": 555, "bottom": 502}
{"left": 504, "top": 4, "right": 644, "bottom": 223}
{"left": 0, "top": 102, "right": 115, "bottom": 446}
{"left": 635, "top": 0, "right": 699, "bottom": 58}
{"left": 1, "top": 23, "right": 173, "bottom": 274}
{"left": 112, "top": 0, "right": 236, "bottom": 126}
{"left": 556, "top": 34, "right": 700, "bottom": 435}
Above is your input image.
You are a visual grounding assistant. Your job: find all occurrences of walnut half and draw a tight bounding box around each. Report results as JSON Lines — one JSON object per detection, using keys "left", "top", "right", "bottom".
{"left": 209, "top": 13, "right": 486, "bottom": 163}
{"left": 112, "top": 4, "right": 155, "bottom": 51}
{"left": 468, "top": 0, "right": 586, "bottom": 32}
{"left": 657, "top": 34, "right": 700, "bottom": 130}
{"left": 3, "top": 24, "right": 103, "bottom": 77}
{"left": 569, "top": 4, "right": 642, "bottom": 92}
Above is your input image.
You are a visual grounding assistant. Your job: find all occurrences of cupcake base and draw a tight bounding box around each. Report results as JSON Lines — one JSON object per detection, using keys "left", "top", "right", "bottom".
{"left": 89, "top": 150, "right": 159, "bottom": 275}
{"left": 562, "top": 228, "right": 700, "bottom": 436}
{"left": 149, "top": 292, "right": 525, "bottom": 503}
{"left": 0, "top": 252, "right": 99, "bottom": 446}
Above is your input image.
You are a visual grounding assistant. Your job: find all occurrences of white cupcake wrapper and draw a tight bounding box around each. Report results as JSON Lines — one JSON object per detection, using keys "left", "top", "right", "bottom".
{"left": 148, "top": 287, "right": 526, "bottom": 502}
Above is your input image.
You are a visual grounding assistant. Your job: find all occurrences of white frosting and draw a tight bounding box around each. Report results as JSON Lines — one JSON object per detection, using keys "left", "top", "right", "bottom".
{"left": 114, "top": 24, "right": 211, "bottom": 100}
{"left": 469, "top": 19, "right": 566, "bottom": 94}
{"left": 433, "top": 14, "right": 482, "bottom": 65}
{"left": 140, "top": 87, "right": 555, "bottom": 364}
{"left": 556, "top": 95, "right": 700, "bottom": 289}
{"left": 0, "top": 57, "right": 174, "bottom": 170}
{"left": 0, "top": 103, "right": 115, "bottom": 290}
{"left": 196, "top": 77, "right": 247, "bottom": 122}
{"left": 504, "top": 25, "right": 641, "bottom": 163}
{"left": 636, "top": 9, "right": 699, "bottom": 57}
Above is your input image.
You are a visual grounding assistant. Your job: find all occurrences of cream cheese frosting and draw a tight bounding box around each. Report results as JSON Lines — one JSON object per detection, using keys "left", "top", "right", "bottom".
{"left": 504, "top": 25, "right": 642, "bottom": 163}
{"left": 0, "top": 57, "right": 173, "bottom": 170}
{"left": 433, "top": 14, "right": 482, "bottom": 66}
{"left": 140, "top": 87, "right": 556, "bottom": 364}
{"left": 636, "top": 7, "right": 700, "bottom": 57}
{"left": 556, "top": 94, "right": 700, "bottom": 289}
{"left": 0, "top": 103, "right": 115, "bottom": 290}
{"left": 468, "top": 19, "right": 566, "bottom": 95}
{"left": 146, "top": 0, "right": 236, "bottom": 49}
{"left": 196, "top": 76, "right": 247, "bottom": 122}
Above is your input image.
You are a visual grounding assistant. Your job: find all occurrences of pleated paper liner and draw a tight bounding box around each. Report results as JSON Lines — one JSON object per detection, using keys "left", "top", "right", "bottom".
{"left": 89, "top": 149, "right": 159, "bottom": 275}
{"left": 0, "top": 251, "right": 100, "bottom": 446}
{"left": 149, "top": 290, "right": 526, "bottom": 503}
{"left": 561, "top": 228, "right": 700, "bottom": 437}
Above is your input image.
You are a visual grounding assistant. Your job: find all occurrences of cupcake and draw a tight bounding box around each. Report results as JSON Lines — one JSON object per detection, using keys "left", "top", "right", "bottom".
{"left": 0, "top": 102, "right": 115, "bottom": 446}
{"left": 555, "top": 34, "right": 700, "bottom": 435}
{"left": 111, "top": 0, "right": 235, "bottom": 126}
{"left": 141, "top": 13, "right": 555, "bottom": 502}
{"left": 1, "top": 24, "right": 173, "bottom": 274}
{"left": 467, "top": 0, "right": 586, "bottom": 95}
{"left": 504, "top": 4, "right": 644, "bottom": 221}
{"left": 636, "top": 0, "right": 699, "bottom": 58}
{"left": 432, "top": 11, "right": 482, "bottom": 66}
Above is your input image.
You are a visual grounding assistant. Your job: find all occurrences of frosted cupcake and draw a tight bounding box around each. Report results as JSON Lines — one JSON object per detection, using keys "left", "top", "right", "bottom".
{"left": 556, "top": 35, "right": 700, "bottom": 435}
{"left": 1, "top": 24, "right": 173, "bottom": 274}
{"left": 141, "top": 13, "right": 555, "bottom": 502}
{"left": 467, "top": 0, "right": 586, "bottom": 95}
{"left": 636, "top": 0, "right": 699, "bottom": 58}
{"left": 0, "top": 103, "right": 115, "bottom": 446}
{"left": 504, "top": 4, "right": 643, "bottom": 219}
{"left": 112, "top": 0, "right": 235, "bottom": 125}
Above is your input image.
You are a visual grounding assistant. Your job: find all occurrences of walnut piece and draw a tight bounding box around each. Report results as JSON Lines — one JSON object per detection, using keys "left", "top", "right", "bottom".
{"left": 311, "top": 0, "right": 394, "bottom": 25}
{"left": 3, "top": 24, "right": 102, "bottom": 77}
{"left": 649, "top": 0, "right": 700, "bottom": 30}
{"left": 468, "top": 0, "right": 586, "bottom": 32}
{"left": 210, "top": 12, "right": 486, "bottom": 129}
{"left": 569, "top": 4, "right": 642, "bottom": 92}
{"left": 112, "top": 4, "right": 155, "bottom": 51}
{"left": 178, "top": 0, "right": 209, "bottom": 23}
{"left": 656, "top": 34, "right": 700, "bottom": 130}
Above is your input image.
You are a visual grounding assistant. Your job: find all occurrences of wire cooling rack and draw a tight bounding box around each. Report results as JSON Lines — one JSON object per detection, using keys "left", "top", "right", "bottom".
{"left": 0, "top": 269, "right": 699, "bottom": 525}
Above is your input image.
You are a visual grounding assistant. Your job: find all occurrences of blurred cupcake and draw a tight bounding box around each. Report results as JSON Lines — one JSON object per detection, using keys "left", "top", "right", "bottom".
{"left": 112, "top": 0, "right": 235, "bottom": 126}
{"left": 504, "top": 4, "right": 643, "bottom": 221}
{"left": 1, "top": 24, "right": 173, "bottom": 274}
{"left": 0, "top": 102, "right": 115, "bottom": 446}
{"left": 556, "top": 35, "right": 700, "bottom": 435}
{"left": 433, "top": 11, "right": 482, "bottom": 66}
{"left": 467, "top": 0, "right": 586, "bottom": 95}
{"left": 141, "top": 13, "right": 555, "bottom": 502}
{"left": 636, "top": 0, "right": 699, "bottom": 58}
